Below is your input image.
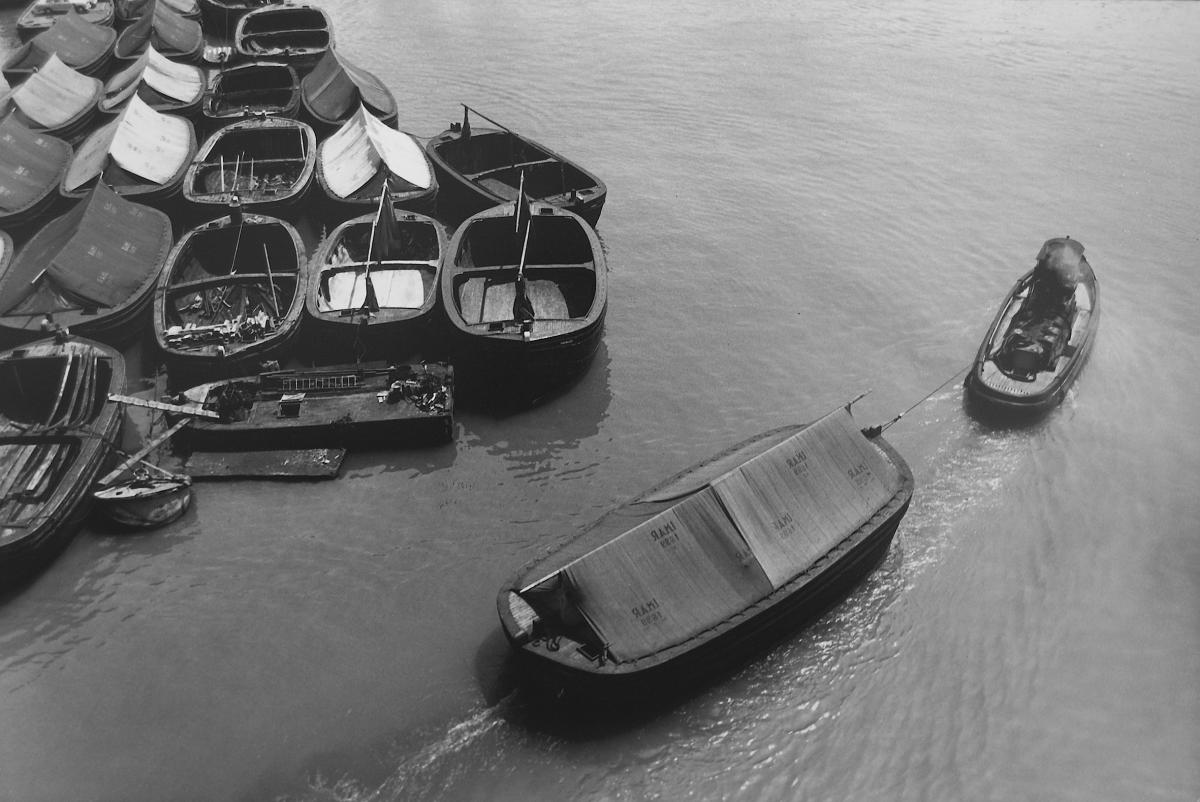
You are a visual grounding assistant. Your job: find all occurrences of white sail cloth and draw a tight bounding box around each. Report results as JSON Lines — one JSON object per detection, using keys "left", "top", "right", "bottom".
{"left": 104, "top": 45, "right": 203, "bottom": 109}
{"left": 8, "top": 54, "right": 100, "bottom": 129}
{"left": 320, "top": 105, "right": 432, "bottom": 198}
{"left": 64, "top": 94, "right": 190, "bottom": 190}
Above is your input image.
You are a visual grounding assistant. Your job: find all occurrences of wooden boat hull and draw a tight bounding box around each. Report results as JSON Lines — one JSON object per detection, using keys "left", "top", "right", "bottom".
{"left": 92, "top": 476, "right": 191, "bottom": 529}
{"left": 183, "top": 117, "right": 316, "bottom": 214}
{"left": 174, "top": 362, "right": 455, "bottom": 451}
{"left": 0, "top": 337, "right": 124, "bottom": 583}
{"left": 497, "top": 420, "right": 914, "bottom": 703}
{"left": 426, "top": 124, "right": 606, "bottom": 227}
{"left": 965, "top": 241, "right": 1100, "bottom": 415}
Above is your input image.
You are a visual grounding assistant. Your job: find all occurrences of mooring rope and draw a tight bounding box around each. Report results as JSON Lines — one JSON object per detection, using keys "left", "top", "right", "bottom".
{"left": 862, "top": 364, "right": 971, "bottom": 438}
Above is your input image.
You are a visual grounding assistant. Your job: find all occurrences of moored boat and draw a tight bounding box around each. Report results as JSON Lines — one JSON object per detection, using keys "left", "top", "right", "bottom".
{"left": 115, "top": 0, "right": 199, "bottom": 24}
{"left": 16, "top": 0, "right": 115, "bottom": 42}
{"left": 497, "top": 407, "right": 914, "bottom": 702}
{"left": 92, "top": 473, "right": 192, "bottom": 528}
{"left": 61, "top": 94, "right": 196, "bottom": 204}
{"left": 426, "top": 105, "right": 606, "bottom": 227}
{"left": 299, "top": 48, "right": 396, "bottom": 132}
{"left": 173, "top": 361, "right": 455, "bottom": 451}
{"left": 305, "top": 193, "right": 446, "bottom": 361}
{"left": 199, "top": 0, "right": 276, "bottom": 38}
{"left": 154, "top": 210, "right": 307, "bottom": 382}
{"left": 440, "top": 196, "right": 607, "bottom": 400}
{"left": 0, "top": 117, "right": 72, "bottom": 230}
{"left": 0, "top": 335, "right": 125, "bottom": 582}
{"left": 2, "top": 12, "right": 116, "bottom": 85}
{"left": 315, "top": 105, "right": 436, "bottom": 214}
{"left": 234, "top": 4, "right": 331, "bottom": 70}
{"left": 101, "top": 45, "right": 205, "bottom": 117}
{"left": 964, "top": 237, "right": 1100, "bottom": 415}
{"left": 0, "top": 182, "right": 173, "bottom": 347}
{"left": 0, "top": 53, "right": 103, "bottom": 143}
{"left": 113, "top": 0, "right": 204, "bottom": 63}
{"left": 183, "top": 117, "right": 316, "bottom": 213}
{"left": 202, "top": 60, "right": 300, "bottom": 128}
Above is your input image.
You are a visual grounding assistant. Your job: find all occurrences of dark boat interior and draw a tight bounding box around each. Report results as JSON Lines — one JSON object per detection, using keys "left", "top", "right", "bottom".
{"left": 239, "top": 8, "right": 330, "bottom": 54}
{"left": 207, "top": 63, "right": 297, "bottom": 117}
{"left": 437, "top": 130, "right": 596, "bottom": 200}
{"left": 189, "top": 125, "right": 308, "bottom": 200}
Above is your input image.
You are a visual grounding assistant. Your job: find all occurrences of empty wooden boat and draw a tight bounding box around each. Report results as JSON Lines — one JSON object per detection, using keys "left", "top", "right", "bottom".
{"left": 101, "top": 45, "right": 205, "bottom": 117}
{"left": 0, "top": 53, "right": 102, "bottom": 143}
{"left": 183, "top": 117, "right": 316, "bottom": 212}
{"left": 0, "top": 182, "right": 173, "bottom": 347}
{"left": 315, "top": 105, "right": 436, "bottom": 214}
{"left": 61, "top": 94, "right": 195, "bottom": 205}
{"left": 441, "top": 198, "right": 607, "bottom": 398}
{"left": 0, "top": 117, "right": 72, "bottom": 230}
{"left": 299, "top": 48, "right": 396, "bottom": 132}
{"left": 498, "top": 407, "right": 914, "bottom": 702}
{"left": 965, "top": 237, "right": 1100, "bottom": 414}
{"left": 0, "top": 336, "right": 124, "bottom": 581}
{"left": 114, "top": 0, "right": 204, "bottom": 63}
{"left": 154, "top": 211, "right": 307, "bottom": 382}
{"left": 16, "top": 0, "right": 115, "bottom": 42}
{"left": 202, "top": 60, "right": 300, "bottom": 127}
{"left": 305, "top": 196, "right": 446, "bottom": 360}
{"left": 2, "top": 12, "right": 116, "bottom": 85}
{"left": 172, "top": 361, "right": 455, "bottom": 451}
{"left": 234, "top": 4, "right": 331, "bottom": 70}
{"left": 427, "top": 106, "right": 607, "bottom": 227}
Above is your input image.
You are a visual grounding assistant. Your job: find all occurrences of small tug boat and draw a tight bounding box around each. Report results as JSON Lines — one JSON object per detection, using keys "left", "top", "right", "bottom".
{"left": 497, "top": 407, "right": 914, "bottom": 702}
{"left": 965, "top": 237, "right": 1100, "bottom": 414}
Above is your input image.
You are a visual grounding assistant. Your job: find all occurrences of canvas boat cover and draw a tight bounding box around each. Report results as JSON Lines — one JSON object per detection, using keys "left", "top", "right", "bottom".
{"left": 6, "top": 54, "right": 100, "bottom": 130}
{"left": 0, "top": 117, "right": 72, "bottom": 220}
{"left": 118, "top": 1, "right": 203, "bottom": 59}
{"left": 555, "top": 408, "right": 903, "bottom": 661}
{"left": 104, "top": 45, "right": 203, "bottom": 108}
{"left": 302, "top": 49, "right": 395, "bottom": 124}
{"left": 320, "top": 106, "right": 432, "bottom": 198}
{"left": 64, "top": 94, "right": 191, "bottom": 191}
{"left": 13, "top": 12, "right": 115, "bottom": 73}
{"left": 0, "top": 182, "right": 171, "bottom": 318}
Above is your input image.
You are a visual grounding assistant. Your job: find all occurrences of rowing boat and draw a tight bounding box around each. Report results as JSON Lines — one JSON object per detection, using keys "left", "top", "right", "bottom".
{"left": 234, "top": 4, "right": 331, "bottom": 70}
{"left": 202, "top": 61, "right": 300, "bottom": 129}
{"left": 0, "top": 117, "right": 72, "bottom": 230}
{"left": 183, "top": 116, "right": 316, "bottom": 213}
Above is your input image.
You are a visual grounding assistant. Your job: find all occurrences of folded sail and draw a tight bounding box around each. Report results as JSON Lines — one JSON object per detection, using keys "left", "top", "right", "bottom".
{"left": 321, "top": 105, "right": 432, "bottom": 198}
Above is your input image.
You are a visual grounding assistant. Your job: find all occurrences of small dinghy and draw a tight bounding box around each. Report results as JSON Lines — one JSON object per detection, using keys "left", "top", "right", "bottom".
{"left": 2, "top": 12, "right": 116, "bottom": 85}
{"left": 426, "top": 105, "right": 606, "bottom": 227}
{"left": 16, "top": 0, "right": 116, "bottom": 42}
{"left": 154, "top": 210, "right": 307, "bottom": 382}
{"left": 441, "top": 191, "right": 607, "bottom": 399}
{"left": 315, "top": 105, "right": 436, "bottom": 214}
{"left": 0, "top": 335, "right": 124, "bottom": 581}
{"left": 965, "top": 237, "right": 1100, "bottom": 414}
{"left": 0, "top": 182, "right": 173, "bottom": 347}
{"left": 113, "top": 0, "right": 204, "bottom": 63}
{"left": 173, "top": 361, "right": 455, "bottom": 451}
{"left": 183, "top": 117, "right": 316, "bottom": 212}
{"left": 0, "top": 53, "right": 103, "bottom": 143}
{"left": 306, "top": 191, "right": 446, "bottom": 360}
{"left": 299, "top": 48, "right": 396, "bottom": 132}
{"left": 498, "top": 406, "right": 914, "bottom": 702}
{"left": 0, "top": 117, "right": 73, "bottom": 230}
{"left": 101, "top": 45, "right": 205, "bottom": 117}
{"left": 234, "top": 4, "right": 332, "bottom": 70}
{"left": 202, "top": 61, "right": 300, "bottom": 127}
{"left": 90, "top": 417, "right": 191, "bottom": 529}
{"left": 62, "top": 94, "right": 196, "bottom": 204}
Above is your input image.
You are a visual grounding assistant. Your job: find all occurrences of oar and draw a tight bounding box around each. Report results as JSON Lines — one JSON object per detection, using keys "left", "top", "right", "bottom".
{"left": 262, "top": 244, "right": 280, "bottom": 316}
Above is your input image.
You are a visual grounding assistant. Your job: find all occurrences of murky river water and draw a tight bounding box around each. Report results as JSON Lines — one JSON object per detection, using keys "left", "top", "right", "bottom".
{"left": 1, "top": 1, "right": 1198, "bottom": 800}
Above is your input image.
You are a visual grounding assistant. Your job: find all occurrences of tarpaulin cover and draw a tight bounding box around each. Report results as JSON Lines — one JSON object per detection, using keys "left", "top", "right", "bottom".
{"left": 562, "top": 489, "right": 773, "bottom": 662}
{"left": 0, "top": 182, "right": 171, "bottom": 316}
{"left": 21, "top": 12, "right": 115, "bottom": 71}
{"left": 0, "top": 116, "right": 72, "bottom": 217}
{"left": 104, "top": 45, "right": 203, "bottom": 107}
{"left": 117, "top": 1, "right": 202, "bottom": 58}
{"left": 318, "top": 268, "right": 424, "bottom": 312}
{"left": 64, "top": 94, "right": 190, "bottom": 191}
{"left": 302, "top": 49, "right": 395, "bottom": 124}
{"left": 1034, "top": 237, "right": 1087, "bottom": 293}
{"left": 711, "top": 408, "right": 901, "bottom": 589}
{"left": 320, "top": 106, "right": 431, "bottom": 198}
{"left": 9, "top": 54, "right": 100, "bottom": 129}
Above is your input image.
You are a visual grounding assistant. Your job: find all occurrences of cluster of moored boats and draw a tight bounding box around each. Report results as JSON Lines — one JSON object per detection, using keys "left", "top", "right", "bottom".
{"left": 0, "top": 0, "right": 1100, "bottom": 703}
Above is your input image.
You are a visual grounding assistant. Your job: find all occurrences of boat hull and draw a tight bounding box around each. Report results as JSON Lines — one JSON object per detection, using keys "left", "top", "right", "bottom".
{"left": 92, "top": 477, "right": 192, "bottom": 529}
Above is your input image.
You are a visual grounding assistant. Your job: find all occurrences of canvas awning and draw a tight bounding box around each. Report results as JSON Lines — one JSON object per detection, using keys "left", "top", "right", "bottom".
{"left": 104, "top": 45, "right": 203, "bottom": 108}
{"left": 7, "top": 54, "right": 100, "bottom": 129}
{"left": 0, "top": 182, "right": 171, "bottom": 316}
{"left": 64, "top": 94, "right": 191, "bottom": 191}
{"left": 0, "top": 116, "right": 72, "bottom": 218}
{"left": 302, "top": 49, "right": 396, "bottom": 124}
{"left": 320, "top": 106, "right": 432, "bottom": 198}
{"left": 553, "top": 409, "right": 903, "bottom": 661}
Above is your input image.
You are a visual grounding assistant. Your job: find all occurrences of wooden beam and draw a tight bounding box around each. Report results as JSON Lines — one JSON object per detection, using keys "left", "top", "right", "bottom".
{"left": 108, "top": 394, "right": 220, "bottom": 419}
